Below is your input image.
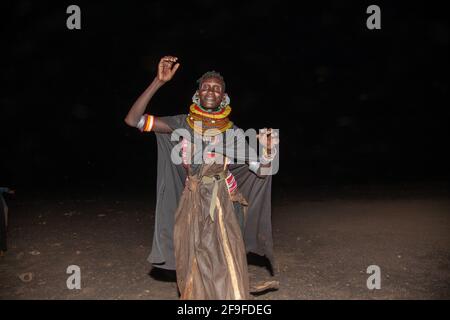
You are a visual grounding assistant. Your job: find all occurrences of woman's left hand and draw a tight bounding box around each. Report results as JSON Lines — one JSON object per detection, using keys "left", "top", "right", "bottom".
{"left": 257, "top": 128, "right": 279, "bottom": 152}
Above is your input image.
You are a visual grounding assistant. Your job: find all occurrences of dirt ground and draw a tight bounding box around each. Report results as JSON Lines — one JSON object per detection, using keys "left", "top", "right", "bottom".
{"left": 1, "top": 185, "right": 449, "bottom": 299}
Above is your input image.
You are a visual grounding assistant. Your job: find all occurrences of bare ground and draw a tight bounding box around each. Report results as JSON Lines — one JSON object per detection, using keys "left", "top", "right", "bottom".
{"left": 1, "top": 185, "right": 449, "bottom": 299}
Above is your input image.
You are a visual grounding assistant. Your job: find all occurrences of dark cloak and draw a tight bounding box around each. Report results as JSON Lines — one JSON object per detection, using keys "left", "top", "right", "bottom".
{"left": 147, "top": 114, "right": 274, "bottom": 272}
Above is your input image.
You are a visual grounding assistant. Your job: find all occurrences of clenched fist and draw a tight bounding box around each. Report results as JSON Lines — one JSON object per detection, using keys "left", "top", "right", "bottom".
{"left": 258, "top": 128, "right": 279, "bottom": 153}
{"left": 157, "top": 56, "right": 180, "bottom": 83}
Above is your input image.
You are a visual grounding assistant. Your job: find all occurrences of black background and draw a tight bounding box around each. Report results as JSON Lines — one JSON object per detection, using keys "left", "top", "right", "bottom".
{"left": 1, "top": 0, "right": 448, "bottom": 194}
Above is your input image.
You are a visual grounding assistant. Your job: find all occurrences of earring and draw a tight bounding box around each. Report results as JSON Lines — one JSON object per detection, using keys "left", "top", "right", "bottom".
{"left": 220, "top": 94, "right": 230, "bottom": 109}
{"left": 192, "top": 91, "right": 200, "bottom": 105}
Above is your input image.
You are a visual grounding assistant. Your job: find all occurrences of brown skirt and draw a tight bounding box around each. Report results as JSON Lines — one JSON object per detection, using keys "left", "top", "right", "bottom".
{"left": 173, "top": 168, "right": 250, "bottom": 300}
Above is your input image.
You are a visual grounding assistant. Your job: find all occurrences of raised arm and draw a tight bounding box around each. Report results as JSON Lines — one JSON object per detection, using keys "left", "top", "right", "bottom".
{"left": 254, "top": 128, "right": 279, "bottom": 176}
{"left": 124, "top": 56, "right": 180, "bottom": 133}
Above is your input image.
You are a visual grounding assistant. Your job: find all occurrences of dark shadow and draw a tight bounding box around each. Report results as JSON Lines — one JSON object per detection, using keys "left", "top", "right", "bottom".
{"left": 148, "top": 266, "right": 177, "bottom": 283}
{"left": 246, "top": 252, "right": 274, "bottom": 276}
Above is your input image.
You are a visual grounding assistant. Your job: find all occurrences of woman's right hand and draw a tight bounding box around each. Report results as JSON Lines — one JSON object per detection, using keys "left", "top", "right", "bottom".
{"left": 157, "top": 56, "right": 180, "bottom": 83}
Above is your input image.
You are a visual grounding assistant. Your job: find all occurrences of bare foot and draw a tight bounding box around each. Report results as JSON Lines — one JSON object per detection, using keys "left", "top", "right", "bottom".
{"left": 250, "top": 280, "right": 280, "bottom": 294}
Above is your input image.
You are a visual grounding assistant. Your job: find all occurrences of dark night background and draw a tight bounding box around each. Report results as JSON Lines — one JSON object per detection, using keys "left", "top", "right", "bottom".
{"left": 1, "top": 0, "right": 449, "bottom": 194}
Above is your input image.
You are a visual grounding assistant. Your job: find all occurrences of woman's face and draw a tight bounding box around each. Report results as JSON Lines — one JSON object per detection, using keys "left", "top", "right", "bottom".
{"left": 198, "top": 77, "right": 224, "bottom": 109}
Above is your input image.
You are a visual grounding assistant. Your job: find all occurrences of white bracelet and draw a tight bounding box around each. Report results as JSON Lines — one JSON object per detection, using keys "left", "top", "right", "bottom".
{"left": 248, "top": 161, "right": 261, "bottom": 174}
{"left": 136, "top": 115, "right": 146, "bottom": 131}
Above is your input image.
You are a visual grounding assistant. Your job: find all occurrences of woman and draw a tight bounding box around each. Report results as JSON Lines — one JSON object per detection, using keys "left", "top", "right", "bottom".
{"left": 125, "top": 56, "right": 279, "bottom": 299}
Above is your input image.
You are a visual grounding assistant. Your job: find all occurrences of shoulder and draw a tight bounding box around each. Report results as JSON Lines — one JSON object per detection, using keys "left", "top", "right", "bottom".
{"left": 158, "top": 114, "right": 189, "bottom": 130}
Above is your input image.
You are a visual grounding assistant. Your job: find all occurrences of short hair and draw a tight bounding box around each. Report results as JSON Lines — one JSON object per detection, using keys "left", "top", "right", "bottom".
{"left": 197, "top": 71, "right": 226, "bottom": 91}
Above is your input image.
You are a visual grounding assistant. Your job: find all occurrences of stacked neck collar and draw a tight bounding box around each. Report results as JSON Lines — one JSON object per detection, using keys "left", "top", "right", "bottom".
{"left": 186, "top": 103, "right": 233, "bottom": 136}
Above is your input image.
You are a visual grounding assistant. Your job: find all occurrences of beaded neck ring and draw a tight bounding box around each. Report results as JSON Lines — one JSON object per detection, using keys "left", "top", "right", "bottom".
{"left": 187, "top": 93, "right": 233, "bottom": 136}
